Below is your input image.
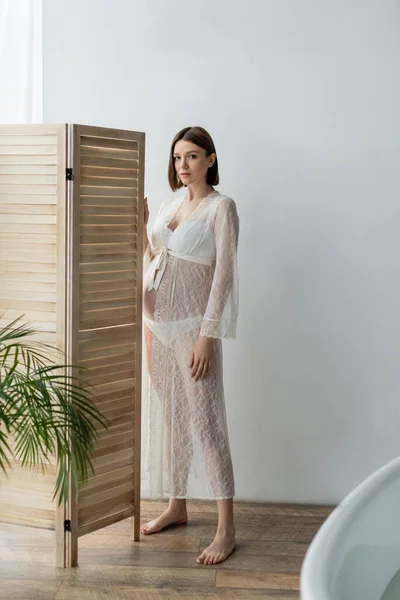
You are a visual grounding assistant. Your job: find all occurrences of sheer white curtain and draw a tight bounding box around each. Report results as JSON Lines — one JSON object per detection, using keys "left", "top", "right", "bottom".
{"left": 0, "top": 0, "right": 42, "bottom": 123}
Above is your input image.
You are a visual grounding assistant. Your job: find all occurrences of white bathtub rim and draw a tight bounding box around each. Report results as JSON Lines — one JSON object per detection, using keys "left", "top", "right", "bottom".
{"left": 300, "top": 455, "right": 400, "bottom": 600}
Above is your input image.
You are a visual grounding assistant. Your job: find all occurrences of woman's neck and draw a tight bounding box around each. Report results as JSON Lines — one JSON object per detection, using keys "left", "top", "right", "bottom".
{"left": 185, "top": 183, "right": 215, "bottom": 203}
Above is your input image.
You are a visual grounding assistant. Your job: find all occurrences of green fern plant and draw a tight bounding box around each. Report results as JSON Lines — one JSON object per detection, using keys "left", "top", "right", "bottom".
{"left": 0, "top": 315, "right": 108, "bottom": 506}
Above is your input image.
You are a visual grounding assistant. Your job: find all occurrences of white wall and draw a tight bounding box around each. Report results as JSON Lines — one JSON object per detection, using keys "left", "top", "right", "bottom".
{"left": 43, "top": 0, "right": 400, "bottom": 503}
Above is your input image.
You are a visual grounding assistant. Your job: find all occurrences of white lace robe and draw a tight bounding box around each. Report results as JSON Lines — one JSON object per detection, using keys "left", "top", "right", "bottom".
{"left": 140, "top": 190, "right": 239, "bottom": 499}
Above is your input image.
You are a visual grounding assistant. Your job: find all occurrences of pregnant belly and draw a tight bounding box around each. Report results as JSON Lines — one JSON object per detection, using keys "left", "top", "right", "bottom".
{"left": 143, "top": 254, "right": 213, "bottom": 322}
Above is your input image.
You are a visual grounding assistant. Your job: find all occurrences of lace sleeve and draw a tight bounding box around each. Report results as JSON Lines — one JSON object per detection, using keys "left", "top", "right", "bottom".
{"left": 200, "top": 197, "right": 240, "bottom": 339}
{"left": 143, "top": 240, "right": 153, "bottom": 271}
{"left": 143, "top": 198, "right": 170, "bottom": 269}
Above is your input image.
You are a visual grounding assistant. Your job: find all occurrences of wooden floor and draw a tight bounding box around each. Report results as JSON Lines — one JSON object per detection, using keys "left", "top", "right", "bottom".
{"left": 0, "top": 500, "right": 334, "bottom": 599}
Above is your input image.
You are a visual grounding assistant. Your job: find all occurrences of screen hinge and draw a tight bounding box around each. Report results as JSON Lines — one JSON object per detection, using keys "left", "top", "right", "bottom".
{"left": 64, "top": 519, "right": 72, "bottom": 532}
{"left": 66, "top": 168, "right": 74, "bottom": 181}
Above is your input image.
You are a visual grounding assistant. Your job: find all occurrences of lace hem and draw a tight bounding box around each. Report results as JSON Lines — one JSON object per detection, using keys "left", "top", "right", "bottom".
{"left": 199, "top": 318, "right": 237, "bottom": 339}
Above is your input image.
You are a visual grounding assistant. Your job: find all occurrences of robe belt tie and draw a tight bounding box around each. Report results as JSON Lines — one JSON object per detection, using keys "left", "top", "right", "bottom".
{"left": 147, "top": 247, "right": 214, "bottom": 292}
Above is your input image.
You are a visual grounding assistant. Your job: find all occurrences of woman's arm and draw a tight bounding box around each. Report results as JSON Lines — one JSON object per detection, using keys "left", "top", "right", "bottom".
{"left": 143, "top": 196, "right": 149, "bottom": 256}
{"left": 143, "top": 228, "right": 149, "bottom": 255}
{"left": 199, "top": 197, "right": 240, "bottom": 339}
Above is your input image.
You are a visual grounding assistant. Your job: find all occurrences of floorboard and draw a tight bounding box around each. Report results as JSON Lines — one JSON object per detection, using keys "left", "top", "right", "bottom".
{"left": 0, "top": 500, "right": 334, "bottom": 599}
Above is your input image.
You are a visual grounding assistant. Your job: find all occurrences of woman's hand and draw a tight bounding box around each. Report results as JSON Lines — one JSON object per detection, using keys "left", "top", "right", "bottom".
{"left": 144, "top": 196, "right": 149, "bottom": 226}
{"left": 143, "top": 197, "right": 150, "bottom": 255}
{"left": 190, "top": 336, "right": 213, "bottom": 381}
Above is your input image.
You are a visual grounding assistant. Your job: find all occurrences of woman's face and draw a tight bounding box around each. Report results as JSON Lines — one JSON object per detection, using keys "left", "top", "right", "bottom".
{"left": 173, "top": 139, "right": 215, "bottom": 186}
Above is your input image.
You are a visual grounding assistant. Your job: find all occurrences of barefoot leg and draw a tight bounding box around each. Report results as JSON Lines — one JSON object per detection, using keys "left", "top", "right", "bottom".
{"left": 197, "top": 498, "right": 236, "bottom": 565}
{"left": 141, "top": 326, "right": 191, "bottom": 534}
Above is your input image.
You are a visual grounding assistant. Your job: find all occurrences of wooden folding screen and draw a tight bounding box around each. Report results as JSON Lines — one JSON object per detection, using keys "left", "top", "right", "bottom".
{"left": 0, "top": 125, "right": 67, "bottom": 565}
{"left": 0, "top": 124, "right": 144, "bottom": 567}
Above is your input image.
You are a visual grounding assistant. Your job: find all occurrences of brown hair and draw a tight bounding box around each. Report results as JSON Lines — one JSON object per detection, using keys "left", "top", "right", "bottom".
{"left": 168, "top": 126, "right": 220, "bottom": 191}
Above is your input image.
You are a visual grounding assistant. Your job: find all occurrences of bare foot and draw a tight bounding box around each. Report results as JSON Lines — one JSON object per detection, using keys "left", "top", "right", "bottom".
{"left": 140, "top": 506, "right": 188, "bottom": 535}
{"left": 197, "top": 529, "right": 236, "bottom": 565}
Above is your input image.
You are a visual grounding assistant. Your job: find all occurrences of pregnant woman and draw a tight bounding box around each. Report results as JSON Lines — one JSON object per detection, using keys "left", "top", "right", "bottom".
{"left": 140, "top": 126, "right": 240, "bottom": 565}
